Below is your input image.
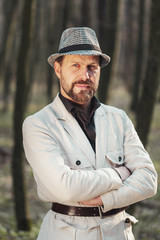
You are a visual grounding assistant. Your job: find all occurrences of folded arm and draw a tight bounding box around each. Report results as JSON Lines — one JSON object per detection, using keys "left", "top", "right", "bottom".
{"left": 23, "top": 116, "right": 122, "bottom": 204}
{"left": 83, "top": 114, "right": 157, "bottom": 211}
{"left": 80, "top": 166, "right": 131, "bottom": 206}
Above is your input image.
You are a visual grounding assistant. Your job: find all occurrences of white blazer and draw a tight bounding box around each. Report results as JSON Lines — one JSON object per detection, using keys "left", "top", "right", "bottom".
{"left": 23, "top": 94, "right": 157, "bottom": 240}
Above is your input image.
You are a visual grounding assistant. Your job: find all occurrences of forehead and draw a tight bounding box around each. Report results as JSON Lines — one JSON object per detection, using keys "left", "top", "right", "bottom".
{"left": 63, "top": 55, "right": 100, "bottom": 65}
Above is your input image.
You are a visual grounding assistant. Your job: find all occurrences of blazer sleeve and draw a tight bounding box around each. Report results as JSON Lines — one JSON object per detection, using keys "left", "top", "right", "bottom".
{"left": 101, "top": 112, "right": 157, "bottom": 212}
{"left": 23, "top": 115, "right": 122, "bottom": 204}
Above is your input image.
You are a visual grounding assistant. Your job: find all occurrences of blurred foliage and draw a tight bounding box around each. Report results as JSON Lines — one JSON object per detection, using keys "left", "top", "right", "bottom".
{"left": 0, "top": 225, "right": 39, "bottom": 240}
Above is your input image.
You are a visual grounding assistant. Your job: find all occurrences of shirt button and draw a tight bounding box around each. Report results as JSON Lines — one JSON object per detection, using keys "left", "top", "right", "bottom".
{"left": 76, "top": 160, "right": 81, "bottom": 165}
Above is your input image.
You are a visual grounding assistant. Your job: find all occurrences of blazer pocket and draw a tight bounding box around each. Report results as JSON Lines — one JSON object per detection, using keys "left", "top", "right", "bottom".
{"left": 61, "top": 153, "right": 93, "bottom": 170}
{"left": 105, "top": 150, "right": 124, "bottom": 168}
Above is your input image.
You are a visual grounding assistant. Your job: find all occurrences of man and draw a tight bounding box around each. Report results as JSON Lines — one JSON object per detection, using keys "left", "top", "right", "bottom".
{"left": 23, "top": 27, "right": 157, "bottom": 240}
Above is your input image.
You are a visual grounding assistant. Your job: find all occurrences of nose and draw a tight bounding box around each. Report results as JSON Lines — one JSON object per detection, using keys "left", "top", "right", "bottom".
{"left": 81, "top": 67, "right": 90, "bottom": 80}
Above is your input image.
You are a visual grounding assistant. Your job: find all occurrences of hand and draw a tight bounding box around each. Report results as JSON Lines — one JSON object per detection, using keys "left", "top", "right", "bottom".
{"left": 115, "top": 166, "right": 131, "bottom": 181}
{"left": 80, "top": 196, "right": 103, "bottom": 206}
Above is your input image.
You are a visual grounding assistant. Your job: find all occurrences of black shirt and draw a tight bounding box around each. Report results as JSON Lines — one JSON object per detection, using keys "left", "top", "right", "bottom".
{"left": 59, "top": 93, "right": 100, "bottom": 151}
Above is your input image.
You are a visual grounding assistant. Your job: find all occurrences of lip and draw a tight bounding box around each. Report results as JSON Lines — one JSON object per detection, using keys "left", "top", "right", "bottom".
{"left": 74, "top": 84, "right": 90, "bottom": 89}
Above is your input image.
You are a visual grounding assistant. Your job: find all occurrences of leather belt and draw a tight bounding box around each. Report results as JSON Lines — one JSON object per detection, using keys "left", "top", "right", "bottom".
{"left": 51, "top": 203, "right": 128, "bottom": 219}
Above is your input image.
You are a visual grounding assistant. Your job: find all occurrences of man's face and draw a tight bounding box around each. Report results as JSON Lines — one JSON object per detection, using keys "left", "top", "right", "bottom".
{"left": 54, "top": 55, "right": 100, "bottom": 104}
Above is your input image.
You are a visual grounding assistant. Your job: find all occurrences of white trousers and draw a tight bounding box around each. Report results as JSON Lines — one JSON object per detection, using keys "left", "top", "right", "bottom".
{"left": 37, "top": 210, "right": 137, "bottom": 240}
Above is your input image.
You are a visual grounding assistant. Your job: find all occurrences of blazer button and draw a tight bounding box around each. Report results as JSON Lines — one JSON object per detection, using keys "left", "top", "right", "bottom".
{"left": 125, "top": 218, "right": 131, "bottom": 224}
{"left": 76, "top": 160, "right": 81, "bottom": 165}
{"left": 118, "top": 156, "right": 122, "bottom": 162}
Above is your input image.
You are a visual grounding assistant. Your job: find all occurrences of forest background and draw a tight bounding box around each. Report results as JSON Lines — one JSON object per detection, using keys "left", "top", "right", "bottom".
{"left": 0, "top": 0, "right": 160, "bottom": 239}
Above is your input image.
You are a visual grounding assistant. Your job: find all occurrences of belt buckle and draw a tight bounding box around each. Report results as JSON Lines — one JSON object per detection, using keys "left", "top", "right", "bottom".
{"left": 98, "top": 206, "right": 104, "bottom": 219}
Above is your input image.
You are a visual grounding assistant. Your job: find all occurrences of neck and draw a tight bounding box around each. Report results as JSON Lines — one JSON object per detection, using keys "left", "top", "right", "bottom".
{"left": 60, "top": 90, "right": 92, "bottom": 114}
{"left": 78, "top": 101, "right": 91, "bottom": 115}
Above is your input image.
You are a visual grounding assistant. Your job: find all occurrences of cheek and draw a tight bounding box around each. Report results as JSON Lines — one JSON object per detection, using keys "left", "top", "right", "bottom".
{"left": 62, "top": 69, "right": 76, "bottom": 82}
{"left": 60, "top": 74, "right": 73, "bottom": 90}
{"left": 95, "top": 80, "right": 99, "bottom": 90}
{"left": 94, "top": 72, "right": 100, "bottom": 86}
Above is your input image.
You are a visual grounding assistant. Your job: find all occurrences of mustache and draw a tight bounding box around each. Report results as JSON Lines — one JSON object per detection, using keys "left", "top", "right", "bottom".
{"left": 73, "top": 80, "right": 93, "bottom": 87}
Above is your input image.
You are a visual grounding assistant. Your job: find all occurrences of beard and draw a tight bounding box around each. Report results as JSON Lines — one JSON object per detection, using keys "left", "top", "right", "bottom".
{"left": 61, "top": 78, "right": 98, "bottom": 103}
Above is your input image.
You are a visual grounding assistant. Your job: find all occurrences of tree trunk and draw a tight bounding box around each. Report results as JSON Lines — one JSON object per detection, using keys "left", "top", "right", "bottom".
{"left": 117, "top": 0, "right": 139, "bottom": 92}
{"left": 130, "top": 1, "right": 145, "bottom": 112}
{"left": 130, "top": 0, "right": 150, "bottom": 112}
{"left": 136, "top": 0, "right": 160, "bottom": 147}
{"left": 0, "top": 0, "right": 19, "bottom": 111}
{"left": 97, "top": 0, "right": 119, "bottom": 103}
{"left": 81, "top": 0, "right": 92, "bottom": 27}
{"left": 0, "top": 0, "right": 18, "bottom": 71}
{"left": 12, "top": 0, "right": 34, "bottom": 231}
{"left": 46, "top": 0, "right": 69, "bottom": 102}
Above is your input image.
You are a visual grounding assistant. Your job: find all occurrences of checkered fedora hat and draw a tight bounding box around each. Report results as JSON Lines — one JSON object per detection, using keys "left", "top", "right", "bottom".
{"left": 48, "top": 27, "right": 110, "bottom": 68}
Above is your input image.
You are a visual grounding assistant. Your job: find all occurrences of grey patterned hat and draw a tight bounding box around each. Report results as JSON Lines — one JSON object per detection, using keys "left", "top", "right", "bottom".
{"left": 48, "top": 27, "right": 110, "bottom": 68}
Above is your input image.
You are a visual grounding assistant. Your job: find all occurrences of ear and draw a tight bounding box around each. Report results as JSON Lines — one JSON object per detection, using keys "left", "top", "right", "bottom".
{"left": 54, "top": 61, "right": 61, "bottom": 79}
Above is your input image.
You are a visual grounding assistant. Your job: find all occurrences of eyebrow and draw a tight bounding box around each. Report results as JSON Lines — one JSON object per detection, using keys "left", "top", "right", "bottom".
{"left": 70, "top": 61, "right": 98, "bottom": 65}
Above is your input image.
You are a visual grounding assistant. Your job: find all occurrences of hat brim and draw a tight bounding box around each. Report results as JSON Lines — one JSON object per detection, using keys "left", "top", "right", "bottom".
{"left": 48, "top": 50, "right": 110, "bottom": 68}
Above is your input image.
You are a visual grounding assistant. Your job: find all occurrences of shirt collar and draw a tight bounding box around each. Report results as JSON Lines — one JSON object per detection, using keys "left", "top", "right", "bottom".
{"left": 59, "top": 92, "right": 101, "bottom": 118}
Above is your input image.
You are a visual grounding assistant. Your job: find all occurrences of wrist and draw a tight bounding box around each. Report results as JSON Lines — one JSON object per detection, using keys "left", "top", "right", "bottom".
{"left": 112, "top": 168, "right": 122, "bottom": 180}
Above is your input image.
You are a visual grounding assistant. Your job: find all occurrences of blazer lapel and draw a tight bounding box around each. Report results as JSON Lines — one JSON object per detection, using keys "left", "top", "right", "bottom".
{"left": 94, "top": 108, "right": 108, "bottom": 169}
{"left": 63, "top": 118, "right": 96, "bottom": 167}
{"left": 53, "top": 94, "right": 96, "bottom": 167}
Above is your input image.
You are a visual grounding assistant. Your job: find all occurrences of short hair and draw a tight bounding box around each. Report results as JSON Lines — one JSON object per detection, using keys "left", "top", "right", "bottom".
{"left": 55, "top": 56, "right": 64, "bottom": 65}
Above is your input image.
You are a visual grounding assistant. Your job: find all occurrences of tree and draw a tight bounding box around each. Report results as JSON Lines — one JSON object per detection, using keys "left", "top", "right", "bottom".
{"left": 0, "top": 0, "right": 18, "bottom": 70}
{"left": 46, "top": 0, "right": 70, "bottom": 102}
{"left": 81, "top": 0, "right": 92, "bottom": 27}
{"left": 136, "top": 0, "right": 160, "bottom": 147}
{"left": 130, "top": 0, "right": 150, "bottom": 112}
{"left": 0, "top": 0, "right": 19, "bottom": 111}
{"left": 97, "top": 0, "right": 119, "bottom": 103}
{"left": 12, "top": 0, "right": 35, "bottom": 230}
{"left": 117, "top": 0, "right": 139, "bottom": 93}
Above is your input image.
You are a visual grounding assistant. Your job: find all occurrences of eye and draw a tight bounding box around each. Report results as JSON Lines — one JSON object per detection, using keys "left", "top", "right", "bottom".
{"left": 88, "top": 65, "right": 97, "bottom": 71}
{"left": 73, "top": 64, "right": 80, "bottom": 67}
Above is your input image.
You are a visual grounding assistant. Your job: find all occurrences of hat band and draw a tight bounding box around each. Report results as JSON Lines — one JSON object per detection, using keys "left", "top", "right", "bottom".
{"left": 59, "top": 44, "right": 102, "bottom": 54}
